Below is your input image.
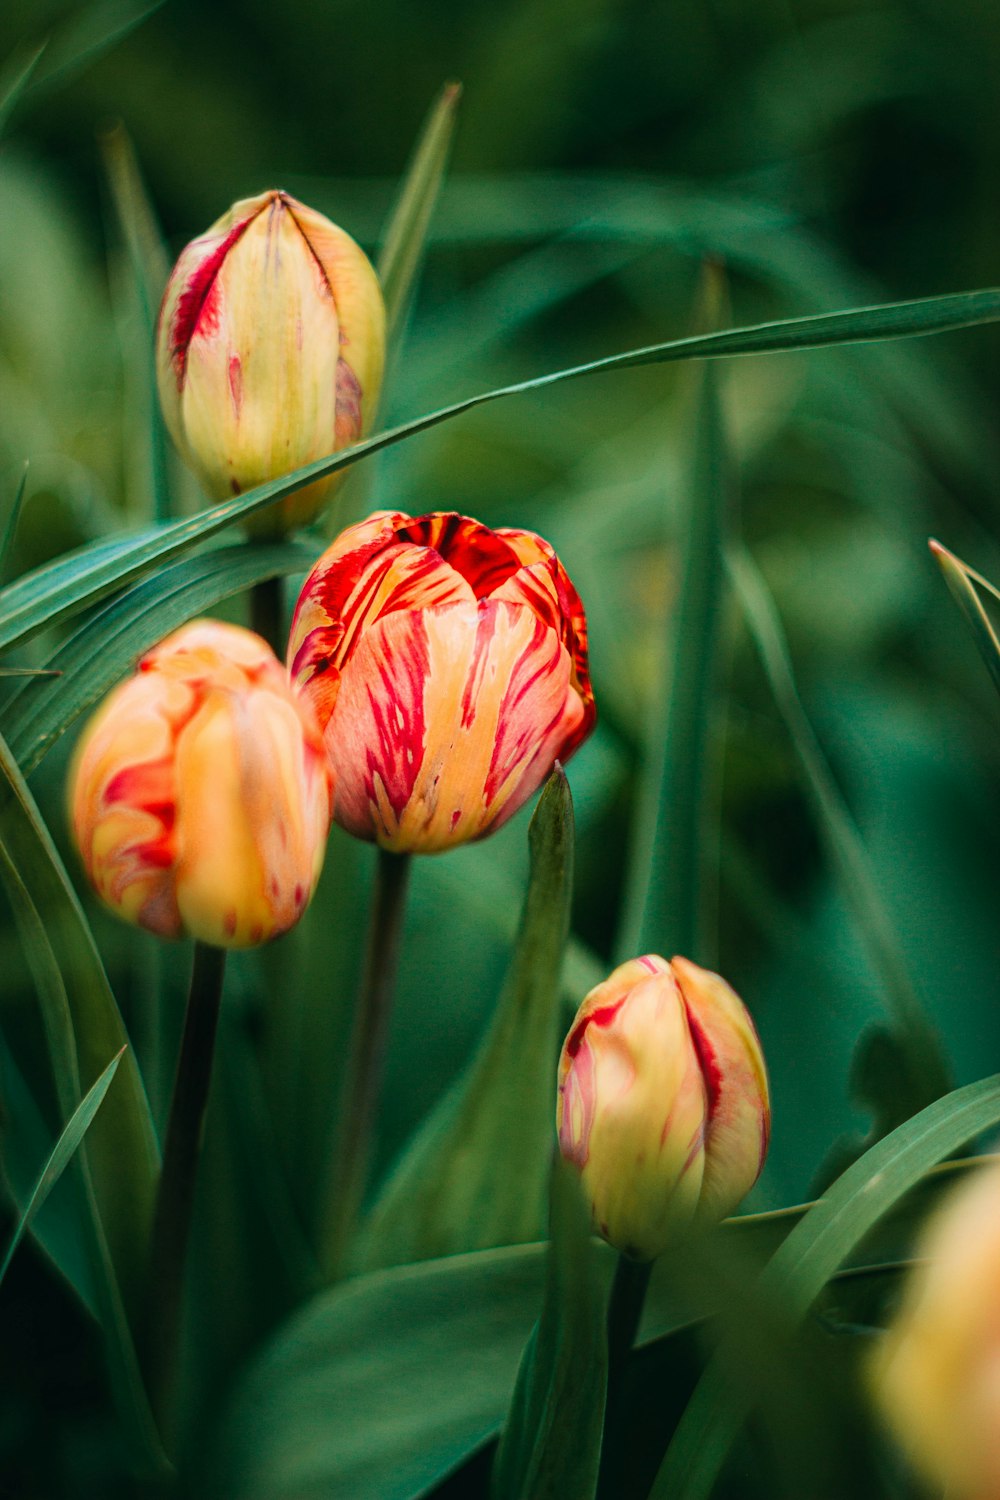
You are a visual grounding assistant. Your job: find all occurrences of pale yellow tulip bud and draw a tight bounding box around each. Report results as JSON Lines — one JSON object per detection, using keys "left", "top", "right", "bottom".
{"left": 156, "top": 190, "right": 385, "bottom": 535}
{"left": 556, "top": 955, "right": 770, "bottom": 1260}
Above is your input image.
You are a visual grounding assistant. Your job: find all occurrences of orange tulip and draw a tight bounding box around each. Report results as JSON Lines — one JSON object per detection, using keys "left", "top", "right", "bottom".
{"left": 69, "top": 620, "right": 333, "bottom": 947}
{"left": 288, "top": 510, "right": 595, "bottom": 852}
{"left": 557, "top": 955, "right": 770, "bottom": 1259}
{"left": 156, "top": 189, "right": 385, "bottom": 534}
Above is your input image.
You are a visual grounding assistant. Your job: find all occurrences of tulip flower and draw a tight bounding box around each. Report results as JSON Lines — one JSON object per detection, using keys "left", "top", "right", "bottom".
{"left": 556, "top": 954, "right": 770, "bottom": 1260}
{"left": 69, "top": 620, "right": 333, "bottom": 948}
{"left": 287, "top": 510, "right": 595, "bottom": 853}
{"left": 156, "top": 189, "right": 385, "bottom": 534}
{"left": 872, "top": 1162, "right": 1000, "bottom": 1500}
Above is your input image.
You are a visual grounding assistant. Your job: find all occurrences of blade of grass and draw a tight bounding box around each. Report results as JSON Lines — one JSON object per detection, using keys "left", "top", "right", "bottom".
{"left": 727, "top": 542, "right": 950, "bottom": 1109}
{"left": 650, "top": 1074, "right": 1000, "bottom": 1500}
{"left": 377, "top": 81, "right": 462, "bottom": 337}
{"left": 0, "top": 1047, "right": 124, "bottom": 1287}
{"left": 930, "top": 540, "right": 1000, "bottom": 699}
{"left": 1, "top": 285, "right": 999, "bottom": 656}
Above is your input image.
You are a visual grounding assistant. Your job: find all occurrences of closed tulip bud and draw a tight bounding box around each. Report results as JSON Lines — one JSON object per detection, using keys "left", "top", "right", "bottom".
{"left": 287, "top": 510, "right": 596, "bottom": 852}
{"left": 69, "top": 620, "right": 333, "bottom": 948}
{"left": 872, "top": 1162, "right": 1000, "bottom": 1500}
{"left": 557, "top": 955, "right": 770, "bottom": 1260}
{"left": 156, "top": 189, "right": 385, "bottom": 535}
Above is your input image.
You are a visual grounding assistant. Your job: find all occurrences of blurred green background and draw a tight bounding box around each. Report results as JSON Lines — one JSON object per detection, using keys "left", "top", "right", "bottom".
{"left": 1, "top": 0, "right": 999, "bottom": 1494}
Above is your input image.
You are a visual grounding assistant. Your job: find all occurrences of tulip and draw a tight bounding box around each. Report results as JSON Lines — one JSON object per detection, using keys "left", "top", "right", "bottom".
{"left": 556, "top": 954, "right": 770, "bottom": 1260}
{"left": 872, "top": 1162, "right": 1000, "bottom": 1500}
{"left": 156, "top": 189, "right": 385, "bottom": 534}
{"left": 69, "top": 620, "right": 333, "bottom": 948}
{"left": 287, "top": 510, "right": 595, "bottom": 852}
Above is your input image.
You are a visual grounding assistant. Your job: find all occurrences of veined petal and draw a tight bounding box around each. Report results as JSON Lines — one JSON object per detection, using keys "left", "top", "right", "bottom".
{"left": 326, "top": 599, "right": 579, "bottom": 852}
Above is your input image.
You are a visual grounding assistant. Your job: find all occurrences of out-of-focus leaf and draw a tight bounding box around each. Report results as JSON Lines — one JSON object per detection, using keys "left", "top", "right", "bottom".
{"left": 0, "top": 1047, "right": 123, "bottom": 1287}
{"left": 931, "top": 540, "right": 1000, "bottom": 699}
{"left": 727, "top": 542, "right": 950, "bottom": 1116}
{"left": 1, "top": 287, "right": 998, "bottom": 654}
{"left": 357, "top": 769, "right": 574, "bottom": 1271}
{"left": 378, "top": 82, "right": 462, "bottom": 337}
{"left": 0, "top": 732, "right": 159, "bottom": 1302}
{"left": 491, "top": 1159, "right": 608, "bottom": 1500}
{"left": 0, "top": 464, "right": 28, "bottom": 584}
{"left": 618, "top": 272, "right": 730, "bottom": 962}
{"left": 0, "top": 42, "right": 46, "bottom": 137}
{"left": 15, "top": 0, "right": 165, "bottom": 103}
{"left": 5, "top": 539, "right": 318, "bottom": 775}
{"left": 650, "top": 1074, "right": 1000, "bottom": 1500}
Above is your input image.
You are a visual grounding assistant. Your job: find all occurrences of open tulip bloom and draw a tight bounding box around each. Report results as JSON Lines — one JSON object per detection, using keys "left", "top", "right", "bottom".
{"left": 288, "top": 510, "right": 596, "bottom": 852}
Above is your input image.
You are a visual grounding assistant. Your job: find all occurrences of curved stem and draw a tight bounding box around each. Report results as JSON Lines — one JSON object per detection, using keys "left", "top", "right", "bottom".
{"left": 320, "top": 848, "right": 411, "bottom": 1278}
{"left": 146, "top": 941, "right": 226, "bottom": 1437}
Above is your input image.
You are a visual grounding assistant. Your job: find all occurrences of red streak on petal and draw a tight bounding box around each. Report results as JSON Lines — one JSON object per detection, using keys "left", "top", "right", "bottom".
{"left": 565, "top": 998, "right": 626, "bottom": 1059}
{"left": 223, "top": 910, "right": 237, "bottom": 938}
{"left": 684, "top": 1007, "right": 723, "bottom": 1122}
{"left": 228, "top": 354, "right": 243, "bottom": 417}
{"left": 168, "top": 211, "right": 260, "bottom": 387}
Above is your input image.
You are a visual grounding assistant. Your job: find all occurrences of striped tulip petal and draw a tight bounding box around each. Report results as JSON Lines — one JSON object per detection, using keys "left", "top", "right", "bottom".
{"left": 289, "top": 510, "right": 596, "bottom": 852}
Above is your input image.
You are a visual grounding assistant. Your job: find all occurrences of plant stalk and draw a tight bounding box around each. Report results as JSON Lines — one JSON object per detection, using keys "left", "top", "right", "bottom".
{"left": 146, "top": 940, "right": 226, "bottom": 1436}
{"left": 598, "top": 1253, "right": 653, "bottom": 1496}
{"left": 250, "top": 574, "right": 284, "bottom": 654}
{"left": 320, "top": 847, "right": 411, "bottom": 1278}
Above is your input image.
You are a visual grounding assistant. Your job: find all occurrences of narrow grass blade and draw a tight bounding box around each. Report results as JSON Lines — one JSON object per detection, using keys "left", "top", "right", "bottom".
{"left": 491, "top": 1158, "right": 608, "bottom": 1500}
{"left": 727, "top": 542, "right": 950, "bottom": 1110}
{"left": 1, "top": 286, "right": 999, "bottom": 656}
{"left": 650, "top": 1074, "right": 1000, "bottom": 1500}
{"left": 377, "top": 81, "right": 462, "bottom": 337}
{"left": 0, "top": 463, "right": 29, "bottom": 584}
{"left": 617, "top": 276, "right": 730, "bottom": 962}
{"left": 0, "top": 732, "right": 159, "bottom": 1305}
{"left": 5, "top": 539, "right": 317, "bottom": 775}
{"left": 357, "top": 769, "right": 574, "bottom": 1271}
{"left": 0, "top": 1048, "right": 124, "bottom": 1287}
{"left": 930, "top": 540, "right": 1000, "bottom": 699}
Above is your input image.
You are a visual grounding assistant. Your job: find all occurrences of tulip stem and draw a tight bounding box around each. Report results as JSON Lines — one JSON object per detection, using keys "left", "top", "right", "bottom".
{"left": 598, "top": 1253, "right": 653, "bottom": 1493}
{"left": 250, "top": 576, "right": 285, "bottom": 655}
{"left": 146, "top": 940, "right": 226, "bottom": 1438}
{"left": 321, "top": 847, "right": 411, "bottom": 1278}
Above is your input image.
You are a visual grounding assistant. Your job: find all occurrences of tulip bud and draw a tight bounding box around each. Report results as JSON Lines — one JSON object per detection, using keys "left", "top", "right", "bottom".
{"left": 872, "top": 1162, "right": 1000, "bottom": 1500}
{"left": 69, "top": 620, "right": 333, "bottom": 948}
{"left": 287, "top": 510, "right": 596, "bottom": 853}
{"left": 556, "top": 954, "right": 770, "bottom": 1260}
{"left": 156, "top": 189, "right": 385, "bottom": 535}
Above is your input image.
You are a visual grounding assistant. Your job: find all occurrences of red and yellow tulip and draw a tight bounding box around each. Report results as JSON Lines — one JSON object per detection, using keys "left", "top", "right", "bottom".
{"left": 557, "top": 954, "right": 770, "bottom": 1259}
{"left": 287, "top": 510, "right": 595, "bottom": 852}
{"left": 69, "top": 620, "right": 333, "bottom": 948}
{"left": 156, "top": 189, "right": 385, "bottom": 534}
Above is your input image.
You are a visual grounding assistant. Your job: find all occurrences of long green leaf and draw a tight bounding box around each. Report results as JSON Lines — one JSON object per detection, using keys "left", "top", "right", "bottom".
{"left": 1, "top": 286, "right": 999, "bottom": 656}
{"left": 930, "top": 540, "right": 1000, "bottom": 699}
{"left": 491, "top": 1159, "right": 608, "bottom": 1500}
{"left": 377, "top": 82, "right": 462, "bottom": 336}
{"left": 0, "top": 1047, "right": 124, "bottom": 1287}
{"left": 357, "top": 769, "right": 574, "bottom": 1272}
{"left": 727, "top": 542, "right": 950, "bottom": 1112}
{"left": 0, "top": 464, "right": 28, "bottom": 583}
{"left": 650, "top": 1074, "right": 1000, "bottom": 1500}
{"left": 5, "top": 540, "right": 318, "bottom": 776}
{"left": 0, "top": 42, "right": 46, "bottom": 137}
{"left": 617, "top": 279, "right": 730, "bottom": 961}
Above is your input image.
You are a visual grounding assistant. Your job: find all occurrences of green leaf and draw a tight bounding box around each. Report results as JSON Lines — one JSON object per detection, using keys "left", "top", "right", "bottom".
{"left": 491, "top": 1159, "right": 608, "bottom": 1500}
{"left": 0, "top": 733, "right": 159, "bottom": 1303}
{"left": 378, "top": 82, "right": 462, "bottom": 337}
{"left": 727, "top": 542, "right": 950, "bottom": 1115}
{"left": 0, "top": 42, "right": 46, "bottom": 137}
{"left": 5, "top": 539, "right": 318, "bottom": 776}
{"left": 650, "top": 1074, "right": 1000, "bottom": 1500}
{"left": 930, "top": 540, "right": 1000, "bottom": 699}
{"left": 2, "top": 286, "right": 999, "bottom": 655}
{"left": 357, "top": 770, "right": 574, "bottom": 1271}
{"left": 17, "top": 0, "right": 165, "bottom": 102}
{"left": 0, "top": 462, "right": 28, "bottom": 583}
{"left": 617, "top": 272, "right": 730, "bottom": 962}
{"left": 0, "top": 1047, "right": 124, "bottom": 1287}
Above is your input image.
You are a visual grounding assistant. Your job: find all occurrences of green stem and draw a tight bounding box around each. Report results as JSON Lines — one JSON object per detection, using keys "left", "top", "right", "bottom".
{"left": 598, "top": 1254, "right": 653, "bottom": 1497}
{"left": 320, "top": 848, "right": 411, "bottom": 1278}
{"left": 250, "top": 575, "right": 284, "bottom": 655}
{"left": 146, "top": 941, "right": 226, "bottom": 1437}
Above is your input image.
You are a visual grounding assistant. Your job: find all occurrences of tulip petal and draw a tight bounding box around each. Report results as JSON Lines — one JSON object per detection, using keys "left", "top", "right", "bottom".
{"left": 326, "top": 599, "right": 582, "bottom": 851}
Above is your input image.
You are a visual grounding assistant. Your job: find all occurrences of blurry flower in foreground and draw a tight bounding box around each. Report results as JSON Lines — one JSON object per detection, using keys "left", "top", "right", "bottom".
{"left": 872, "top": 1161, "right": 1000, "bottom": 1499}
{"left": 287, "top": 510, "right": 595, "bottom": 852}
{"left": 156, "top": 189, "right": 385, "bottom": 535}
{"left": 557, "top": 954, "right": 770, "bottom": 1260}
{"left": 69, "top": 620, "right": 333, "bottom": 948}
